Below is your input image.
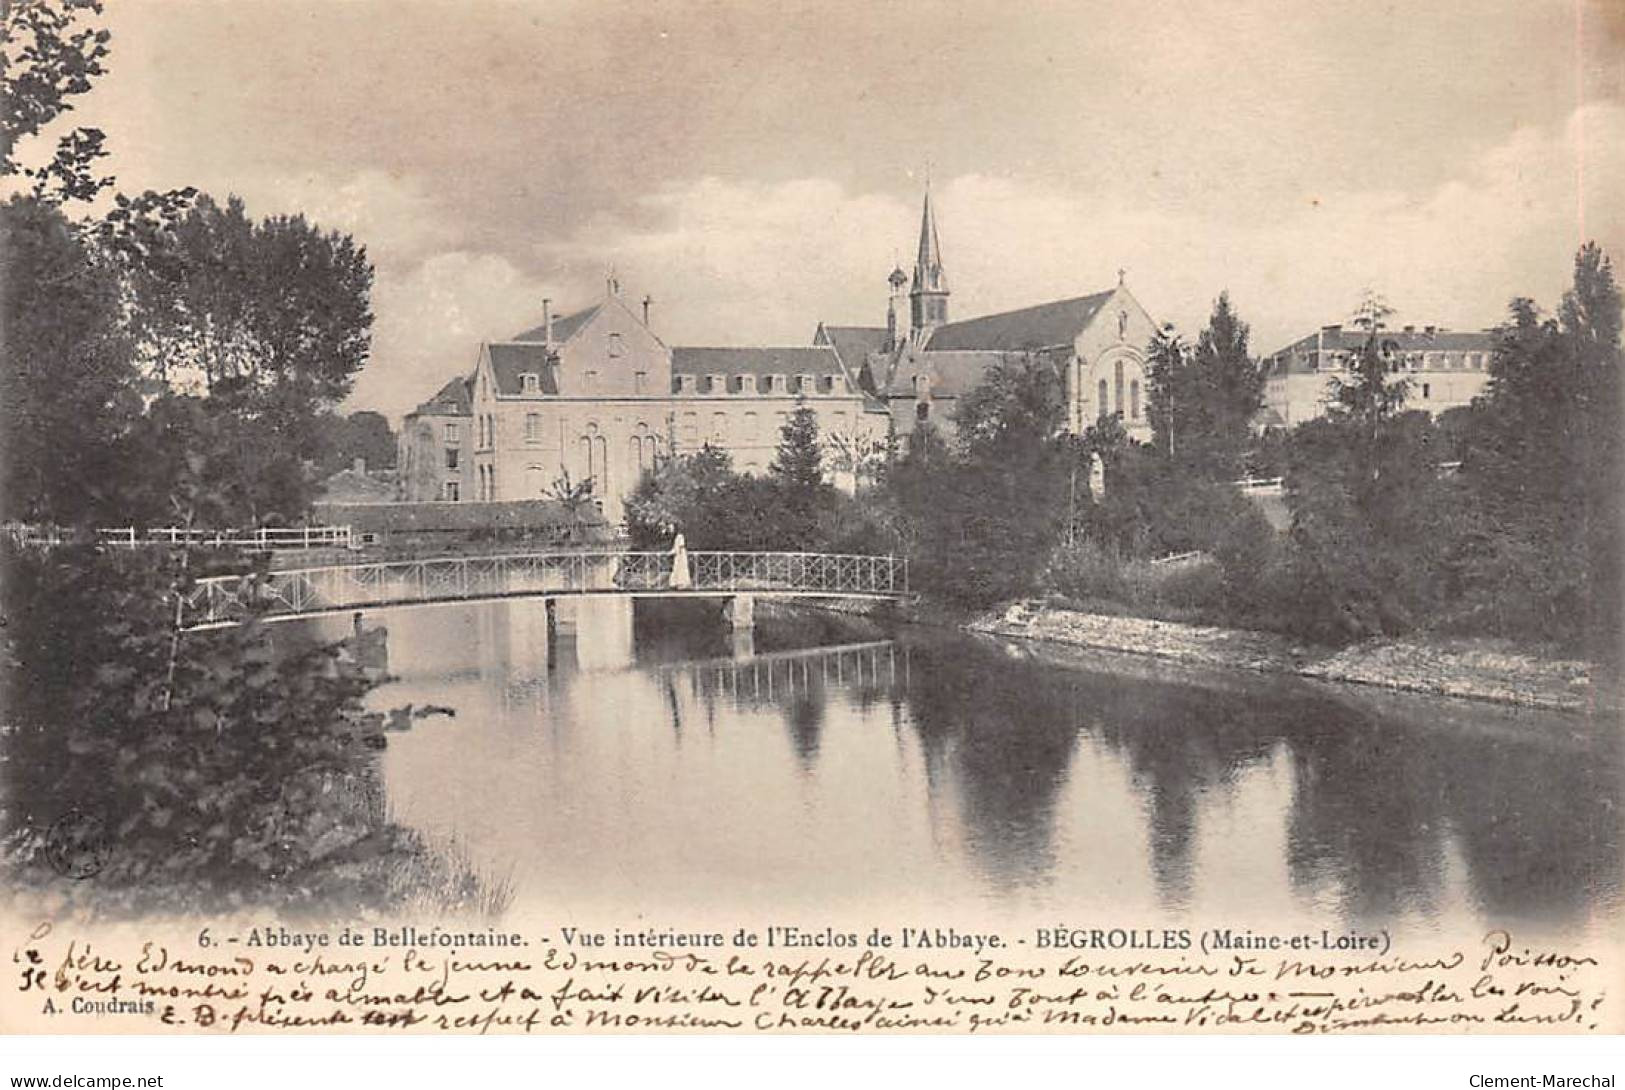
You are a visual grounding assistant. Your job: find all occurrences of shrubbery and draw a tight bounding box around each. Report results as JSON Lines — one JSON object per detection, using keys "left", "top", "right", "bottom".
{"left": 0, "top": 544, "right": 479, "bottom": 915}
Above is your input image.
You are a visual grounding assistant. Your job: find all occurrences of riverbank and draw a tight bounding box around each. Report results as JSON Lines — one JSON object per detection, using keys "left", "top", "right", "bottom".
{"left": 965, "top": 599, "right": 1614, "bottom": 716}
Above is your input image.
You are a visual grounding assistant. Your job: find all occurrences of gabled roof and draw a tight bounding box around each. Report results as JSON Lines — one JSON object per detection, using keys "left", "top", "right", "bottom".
{"left": 411, "top": 375, "right": 472, "bottom": 416}
{"left": 816, "top": 324, "right": 889, "bottom": 381}
{"left": 885, "top": 350, "right": 1013, "bottom": 398}
{"left": 510, "top": 303, "right": 603, "bottom": 345}
{"left": 672, "top": 346, "right": 846, "bottom": 379}
{"left": 924, "top": 290, "right": 1116, "bottom": 351}
{"left": 487, "top": 342, "right": 560, "bottom": 395}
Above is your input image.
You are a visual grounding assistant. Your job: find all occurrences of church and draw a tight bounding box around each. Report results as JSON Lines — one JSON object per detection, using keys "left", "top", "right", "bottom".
{"left": 399, "top": 189, "right": 1159, "bottom": 520}
{"left": 818, "top": 187, "right": 1160, "bottom": 447}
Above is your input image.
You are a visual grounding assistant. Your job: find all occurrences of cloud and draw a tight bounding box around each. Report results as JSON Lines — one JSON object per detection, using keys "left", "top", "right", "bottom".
{"left": 344, "top": 99, "right": 1623, "bottom": 420}
{"left": 351, "top": 251, "right": 550, "bottom": 420}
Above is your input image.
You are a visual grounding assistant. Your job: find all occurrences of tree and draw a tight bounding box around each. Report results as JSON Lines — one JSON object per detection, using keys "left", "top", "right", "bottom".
{"left": 767, "top": 398, "right": 834, "bottom": 546}
{"left": 1146, "top": 294, "right": 1264, "bottom": 480}
{"left": 315, "top": 410, "right": 396, "bottom": 474}
{"left": 1, "top": 0, "right": 113, "bottom": 201}
{"left": 119, "top": 194, "right": 373, "bottom": 409}
{"left": 770, "top": 398, "right": 825, "bottom": 494}
{"left": 0, "top": 196, "right": 137, "bottom": 523}
{"left": 99, "top": 192, "right": 376, "bottom": 526}
{"left": 892, "top": 353, "right": 1073, "bottom": 608}
{"left": 1453, "top": 243, "right": 1623, "bottom": 656}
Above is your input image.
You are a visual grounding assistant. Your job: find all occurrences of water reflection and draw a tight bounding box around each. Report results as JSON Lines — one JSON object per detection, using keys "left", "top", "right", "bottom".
{"left": 312, "top": 601, "right": 1621, "bottom": 931}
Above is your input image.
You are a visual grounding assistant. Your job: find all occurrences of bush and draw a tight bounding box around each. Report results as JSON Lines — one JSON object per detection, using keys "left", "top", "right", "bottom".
{"left": 0, "top": 544, "right": 425, "bottom": 914}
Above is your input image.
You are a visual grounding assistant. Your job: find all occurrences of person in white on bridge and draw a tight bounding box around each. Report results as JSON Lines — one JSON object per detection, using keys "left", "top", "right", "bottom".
{"left": 669, "top": 532, "right": 691, "bottom": 590}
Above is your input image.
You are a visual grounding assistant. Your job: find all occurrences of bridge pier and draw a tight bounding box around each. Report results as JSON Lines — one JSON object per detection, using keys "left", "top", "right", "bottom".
{"left": 722, "top": 594, "right": 755, "bottom": 632}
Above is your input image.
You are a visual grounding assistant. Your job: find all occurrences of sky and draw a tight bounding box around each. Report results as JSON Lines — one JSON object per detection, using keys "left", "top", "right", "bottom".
{"left": 33, "top": 0, "right": 1625, "bottom": 420}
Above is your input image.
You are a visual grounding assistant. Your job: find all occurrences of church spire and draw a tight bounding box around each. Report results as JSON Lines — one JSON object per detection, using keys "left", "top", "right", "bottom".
{"left": 909, "top": 185, "right": 949, "bottom": 338}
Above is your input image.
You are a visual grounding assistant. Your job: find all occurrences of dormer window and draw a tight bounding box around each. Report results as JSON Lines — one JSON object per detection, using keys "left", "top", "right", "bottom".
{"left": 768, "top": 375, "right": 786, "bottom": 394}
{"left": 521, "top": 373, "right": 540, "bottom": 394}
{"left": 799, "top": 374, "right": 816, "bottom": 394}
{"left": 739, "top": 374, "right": 757, "bottom": 394}
{"left": 709, "top": 373, "right": 727, "bottom": 394}
{"left": 677, "top": 375, "right": 697, "bottom": 394}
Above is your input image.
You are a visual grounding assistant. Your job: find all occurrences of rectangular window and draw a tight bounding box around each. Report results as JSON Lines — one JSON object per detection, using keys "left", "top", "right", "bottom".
{"left": 680, "top": 411, "right": 699, "bottom": 446}
{"left": 584, "top": 370, "right": 599, "bottom": 392}
{"left": 1422, "top": 383, "right": 1431, "bottom": 399}
{"left": 443, "top": 481, "right": 460, "bottom": 502}
{"left": 634, "top": 371, "right": 648, "bottom": 394}
{"left": 445, "top": 447, "right": 460, "bottom": 469}
{"left": 608, "top": 333, "right": 625, "bottom": 358}
{"left": 525, "top": 413, "right": 541, "bottom": 442}
{"left": 444, "top": 422, "right": 460, "bottom": 442}
{"left": 521, "top": 373, "right": 539, "bottom": 393}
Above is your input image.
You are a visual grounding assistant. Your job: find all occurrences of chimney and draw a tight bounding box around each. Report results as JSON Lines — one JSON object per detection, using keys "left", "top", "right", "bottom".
{"left": 642, "top": 294, "right": 652, "bottom": 326}
{"left": 542, "top": 298, "right": 554, "bottom": 347}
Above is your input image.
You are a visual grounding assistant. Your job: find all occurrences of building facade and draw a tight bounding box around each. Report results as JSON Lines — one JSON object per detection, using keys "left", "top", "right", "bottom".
{"left": 404, "top": 291, "right": 887, "bottom": 520}
{"left": 398, "top": 376, "right": 471, "bottom": 502}
{"left": 1263, "top": 324, "right": 1497, "bottom": 428}
{"left": 400, "top": 187, "right": 1157, "bottom": 522}
{"left": 821, "top": 189, "right": 1161, "bottom": 445}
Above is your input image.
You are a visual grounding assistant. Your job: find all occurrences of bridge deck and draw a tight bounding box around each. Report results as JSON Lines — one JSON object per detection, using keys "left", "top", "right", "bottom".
{"left": 181, "top": 550, "right": 908, "bottom": 631}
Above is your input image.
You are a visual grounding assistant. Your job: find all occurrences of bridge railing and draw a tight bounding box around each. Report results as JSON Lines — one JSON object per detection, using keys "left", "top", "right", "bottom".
{"left": 181, "top": 550, "right": 908, "bottom": 630}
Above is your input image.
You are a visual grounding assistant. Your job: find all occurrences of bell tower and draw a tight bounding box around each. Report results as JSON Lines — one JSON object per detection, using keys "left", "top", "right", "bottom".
{"left": 909, "top": 186, "right": 949, "bottom": 341}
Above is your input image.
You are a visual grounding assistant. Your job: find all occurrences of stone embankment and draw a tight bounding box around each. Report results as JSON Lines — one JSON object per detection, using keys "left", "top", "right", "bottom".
{"left": 968, "top": 600, "right": 1610, "bottom": 715}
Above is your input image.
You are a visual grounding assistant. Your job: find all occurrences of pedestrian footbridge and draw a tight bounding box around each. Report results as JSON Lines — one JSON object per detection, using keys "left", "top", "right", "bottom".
{"left": 180, "top": 550, "right": 908, "bottom": 632}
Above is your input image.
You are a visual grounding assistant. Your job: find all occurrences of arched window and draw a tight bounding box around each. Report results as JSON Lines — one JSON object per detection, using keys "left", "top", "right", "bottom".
{"left": 525, "top": 465, "right": 544, "bottom": 496}
{"left": 1114, "top": 360, "right": 1125, "bottom": 417}
{"left": 1097, "top": 379, "right": 1108, "bottom": 419}
{"left": 1130, "top": 379, "right": 1141, "bottom": 421}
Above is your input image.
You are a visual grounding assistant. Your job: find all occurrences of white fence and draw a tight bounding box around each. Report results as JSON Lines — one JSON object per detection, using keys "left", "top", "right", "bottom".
{"left": 3, "top": 524, "right": 354, "bottom": 551}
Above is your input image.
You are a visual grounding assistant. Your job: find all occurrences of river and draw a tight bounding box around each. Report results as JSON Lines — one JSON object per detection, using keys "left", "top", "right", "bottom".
{"left": 305, "top": 598, "right": 1621, "bottom": 938}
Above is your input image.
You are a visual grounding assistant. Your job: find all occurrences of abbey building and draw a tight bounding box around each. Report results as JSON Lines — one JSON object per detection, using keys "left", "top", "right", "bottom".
{"left": 400, "top": 190, "right": 1159, "bottom": 520}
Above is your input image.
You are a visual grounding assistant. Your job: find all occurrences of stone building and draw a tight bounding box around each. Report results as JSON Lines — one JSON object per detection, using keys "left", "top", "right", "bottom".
{"left": 398, "top": 375, "right": 471, "bottom": 502}
{"left": 1262, "top": 324, "right": 1496, "bottom": 428}
{"left": 399, "top": 186, "right": 1156, "bottom": 521}
{"left": 823, "top": 188, "right": 1161, "bottom": 444}
{"left": 402, "top": 288, "right": 886, "bottom": 520}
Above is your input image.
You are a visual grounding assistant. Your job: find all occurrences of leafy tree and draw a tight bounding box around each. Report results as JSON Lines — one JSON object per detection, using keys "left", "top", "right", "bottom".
{"left": 94, "top": 192, "right": 377, "bottom": 526}
{"left": 1, "top": 0, "right": 112, "bottom": 201}
{"left": 119, "top": 194, "right": 373, "bottom": 410}
{"left": 1146, "top": 294, "right": 1264, "bottom": 480}
{"left": 1452, "top": 243, "right": 1623, "bottom": 656}
{"left": 0, "top": 196, "right": 137, "bottom": 523}
{"left": 316, "top": 409, "right": 397, "bottom": 474}
{"left": 892, "top": 354, "right": 1072, "bottom": 608}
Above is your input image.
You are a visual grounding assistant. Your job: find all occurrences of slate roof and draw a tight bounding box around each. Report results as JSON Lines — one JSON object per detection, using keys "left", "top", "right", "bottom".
{"left": 671, "top": 346, "right": 847, "bottom": 381}
{"left": 411, "top": 376, "right": 472, "bottom": 417}
{"left": 1266, "top": 326, "right": 1498, "bottom": 374}
{"left": 924, "top": 291, "right": 1116, "bottom": 352}
{"left": 884, "top": 350, "right": 1013, "bottom": 398}
{"left": 487, "top": 342, "right": 560, "bottom": 395}
{"left": 816, "top": 324, "right": 889, "bottom": 380}
{"left": 510, "top": 304, "right": 603, "bottom": 345}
